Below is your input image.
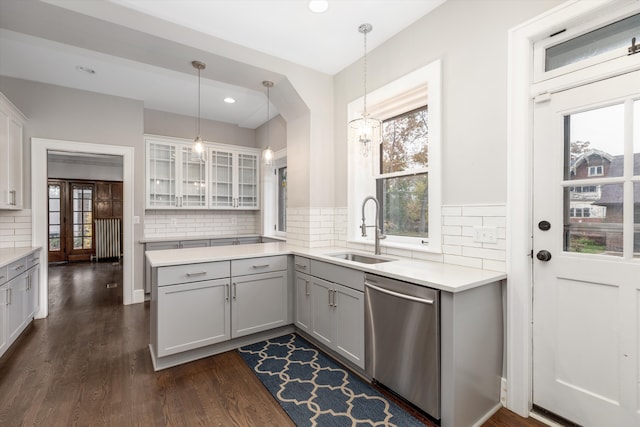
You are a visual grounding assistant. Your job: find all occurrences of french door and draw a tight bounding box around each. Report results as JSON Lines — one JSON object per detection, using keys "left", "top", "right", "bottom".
{"left": 47, "top": 180, "right": 95, "bottom": 262}
{"left": 532, "top": 70, "right": 640, "bottom": 425}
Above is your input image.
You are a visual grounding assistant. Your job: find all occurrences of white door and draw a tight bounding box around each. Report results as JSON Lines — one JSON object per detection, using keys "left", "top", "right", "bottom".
{"left": 533, "top": 69, "right": 640, "bottom": 426}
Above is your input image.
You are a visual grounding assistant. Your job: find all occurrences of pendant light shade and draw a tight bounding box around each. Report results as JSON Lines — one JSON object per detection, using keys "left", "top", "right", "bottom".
{"left": 262, "top": 80, "right": 275, "bottom": 166}
{"left": 348, "top": 23, "right": 381, "bottom": 157}
{"left": 192, "top": 60, "right": 206, "bottom": 156}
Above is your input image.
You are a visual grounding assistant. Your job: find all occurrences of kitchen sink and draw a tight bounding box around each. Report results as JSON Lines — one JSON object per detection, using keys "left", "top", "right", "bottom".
{"left": 328, "top": 252, "right": 395, "bottom": 264}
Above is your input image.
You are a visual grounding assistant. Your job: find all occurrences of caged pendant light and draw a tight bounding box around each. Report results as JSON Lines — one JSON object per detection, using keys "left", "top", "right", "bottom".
{"left": 262, "top": 80, "right": 275, "bottom": 166}
{"left": 349, "top": 23, "right": 381, "bottom": 157}
{"left": 192, "top": 60, "right": 206, "bottom": 158}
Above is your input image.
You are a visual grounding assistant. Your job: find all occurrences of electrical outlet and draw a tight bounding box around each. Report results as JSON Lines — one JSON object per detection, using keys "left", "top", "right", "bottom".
{"left": 170, "top": 218, "right": 177, "bottom": 225}
{"left": 230, "top": 216, "right": 237, "bottom": 225}
{"left": 472, "top": 226, "right": 497, "bottom": 243}
{"left": 500, "top": 377, "right": 507, "bottom": 406}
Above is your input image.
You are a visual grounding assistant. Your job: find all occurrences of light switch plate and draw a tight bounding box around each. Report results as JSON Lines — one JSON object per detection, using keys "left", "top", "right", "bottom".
{"left": 472, "top": 226, "right": 497, "bottom": 243}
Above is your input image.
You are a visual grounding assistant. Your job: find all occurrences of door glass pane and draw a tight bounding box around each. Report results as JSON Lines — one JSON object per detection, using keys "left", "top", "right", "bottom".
{"left": 635, "top": 182, "right": 640, "bottom": 258}
{"left": 566, "top": 104, "right": 625, "bottom": 180}
{"left": 72, "top": 184, "right": 93, "bottom": 251}
{"left": 634, "top": 99, "right": 640, "bottom": 176}
{"left": 48, "top": 183, "right": 61, "bottom": 252}
{"left": 49, "top": 199, "right": 60, "bottom": 211}
{"left": 564, "top": 184, "right": 623, "bottom": 256}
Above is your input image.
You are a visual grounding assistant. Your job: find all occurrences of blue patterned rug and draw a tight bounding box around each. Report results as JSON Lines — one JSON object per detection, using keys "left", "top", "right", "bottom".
{"left": 238, "top": 334, "right": 425, "bottom": 427}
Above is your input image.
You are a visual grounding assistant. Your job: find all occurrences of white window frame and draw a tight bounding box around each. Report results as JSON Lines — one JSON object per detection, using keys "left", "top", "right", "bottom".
{"left": 262, "top": 149, "right": 286, "bottom": 239}
{"left": 347, "top": 60, "right": 442, "bottom": 253}
{"left": 587, "top": 165, "right": 604, "bottom": 176}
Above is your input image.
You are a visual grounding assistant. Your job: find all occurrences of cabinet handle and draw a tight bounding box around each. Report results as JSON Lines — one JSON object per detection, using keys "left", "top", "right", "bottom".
{"left": 305, "top": 280, "right": 310, "bottom": 296}
{"left": 27, "top": 275, "right": 30, "bottom": 291}
{"left": 328, "top": 288, "right": 331, "bottom": 307}
{"left": 333, "top": 290, "right": 337, "bottom": 308}
{"left": 186, "top": 271, "right": 207, "bottom": 277}
{"left": 252, "top": 264, "right": 270, "bottom": 269}
{"left": 233, "top": 283, "right": 237, "bottom": 300}
{"left": 15, "top": 265, "right": 24, "bottom": 271}
{"left": 10, "top": 190, "right": 16, "bottom": 206}
{"left": 225, "top": 283, "right": 229, "bottom": 301}
{"left": 295, "top": 264, "right": 307, "bottom": 270}
{"left": 7, "top": 288, "right": 11, "bottom": 305}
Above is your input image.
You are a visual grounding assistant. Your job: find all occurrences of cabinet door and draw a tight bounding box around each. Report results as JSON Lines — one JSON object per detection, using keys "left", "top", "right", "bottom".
{"left": 231, "top": 271, "right": 287, "bottom": 338}
{"left": 147, "top": 141, "right": 177, "bottom": 208}
{"left": 25, "top": 265, "right": 40, "bottom": 320}
{"left": 236, "top": 152, "right": 258, "bottom": 209}
{"left": 295, "top": 272, "right": 312, "bottom": 332}
{"left": 157, "top": 278, "right": 230, "bottom": 357}
{"left": 334, "top": 283, "right": 365, "bottom": 369}
{"left": 310, "top": 277, "right": 336, "bottom": 347}
{"left": 7, "top": 274, "right": 26, "bottom": 343}
{"left": 0, "top": 284, "right": 7, "bottom": 357}
{"left": 179, "top": 146, "right": 207, "bottom": 208}
{"left": 209, "top": 150, "right": 234, "bottom": 208}
{"left": 0, "top": 108, "right": 10, "bottom": 209}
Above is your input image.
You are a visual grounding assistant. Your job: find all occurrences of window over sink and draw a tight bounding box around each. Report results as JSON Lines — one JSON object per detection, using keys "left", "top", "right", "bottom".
{"left": 348, "top": 60, "right": 442, "bottom": 252}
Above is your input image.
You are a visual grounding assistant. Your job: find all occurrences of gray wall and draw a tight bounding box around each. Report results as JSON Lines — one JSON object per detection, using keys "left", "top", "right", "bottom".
{"left": 0, "top": 75, "right": 146, "bottom": 290}
{"left": 333, "top": 0, "right": 563, "bottom": 206}
{"left": 255, "top": 114, "right": 287, "bottom": 152}
{"left": 144, "top": 108, "right": 256, "bottom": 147}
{"left": 48, "top": 157, "right": 124, "bottom": 181}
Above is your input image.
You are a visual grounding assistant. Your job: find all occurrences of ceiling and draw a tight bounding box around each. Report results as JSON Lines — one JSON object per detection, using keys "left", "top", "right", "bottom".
{"left": 0, "top": 0, "right": 446, "bottom": 129}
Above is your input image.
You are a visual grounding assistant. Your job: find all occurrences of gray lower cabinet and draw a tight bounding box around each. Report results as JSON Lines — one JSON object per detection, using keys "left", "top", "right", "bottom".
{"left": 157, "top": 278, "right": 230, "bottom": 357}
{"left": 230, "top": 256, "right": 288, "bottom": 338}
{"left": 151, "top": 255, "right": 288, "bottom": 363}
{"left": 294, "top": 272, "right": 311, "bottom": 332}
{"left": 0, "top": 252, "right": 39, "bottom": 359}
{"left": 296, "top": 257, "right": 365, "bottom": 369}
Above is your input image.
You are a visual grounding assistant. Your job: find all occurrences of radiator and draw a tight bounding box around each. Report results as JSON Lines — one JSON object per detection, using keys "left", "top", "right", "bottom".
{"left": 94, "top": 218, "right": 122, "bottom": 261}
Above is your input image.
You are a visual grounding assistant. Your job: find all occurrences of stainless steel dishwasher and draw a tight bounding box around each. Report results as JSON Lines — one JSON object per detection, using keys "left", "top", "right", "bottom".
{"left": 365, "top": 273, "right": 440, "bottom": 420}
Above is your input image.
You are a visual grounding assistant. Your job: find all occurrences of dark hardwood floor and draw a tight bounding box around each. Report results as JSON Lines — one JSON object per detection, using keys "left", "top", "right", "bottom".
{"left": 0, "top": 261, "right": 546, "bottom": 426}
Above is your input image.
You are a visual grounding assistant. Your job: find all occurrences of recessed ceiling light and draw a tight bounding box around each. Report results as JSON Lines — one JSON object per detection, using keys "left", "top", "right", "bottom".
{"left": 308, "top": 0, "right": 328, "bottom": 14}
{"left": 223, "top": 97, "right": 236, "bottom": 104}
{"left": 75, "top": 65, "right": 96, "bottom": 74}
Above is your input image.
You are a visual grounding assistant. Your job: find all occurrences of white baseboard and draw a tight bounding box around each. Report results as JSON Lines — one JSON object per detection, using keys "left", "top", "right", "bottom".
{"left": 132, "top": 289, "right": 146, "bottom": 304}
{"left": 472, "top": 402, "right": 503, "bottom": 427}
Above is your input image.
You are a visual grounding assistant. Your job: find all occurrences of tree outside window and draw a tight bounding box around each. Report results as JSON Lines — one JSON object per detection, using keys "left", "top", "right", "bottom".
{"left": 376, "top": 106, "right": 429, "bottom": 239}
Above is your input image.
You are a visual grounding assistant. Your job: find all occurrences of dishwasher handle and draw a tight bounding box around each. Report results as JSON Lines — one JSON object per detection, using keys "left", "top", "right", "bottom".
{"left": 365, "top": 281, "right": 434, "bottom": 305}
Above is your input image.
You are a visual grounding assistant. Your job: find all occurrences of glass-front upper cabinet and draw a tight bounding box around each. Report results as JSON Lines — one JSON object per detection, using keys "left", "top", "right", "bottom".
{"left": 208, "top": 145, "right": 259, "bottom": 210}
{"left": 146, "top": 136, "right": 206, "bottom": 209}
{"left": 145, "top": 136, "right": 259, "bottom": 210}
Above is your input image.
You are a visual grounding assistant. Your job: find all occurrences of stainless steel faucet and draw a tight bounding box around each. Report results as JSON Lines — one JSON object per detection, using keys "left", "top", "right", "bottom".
{"left": 361, "top": 196, "right": 386, "bottom": 255}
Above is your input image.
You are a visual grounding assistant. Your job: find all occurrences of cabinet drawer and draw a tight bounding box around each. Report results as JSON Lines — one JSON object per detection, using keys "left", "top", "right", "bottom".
{"left": 309, "top": 260, "right": 364, "bottom": 292}
{"left": 27, "top": 253, "right": 40, "bottom": 269}
{"left": 157, "top": 261, "right": 230, "bottom": 287}
{"left": 147, "top": 242, "right": 180, "bottom": 251}
{"left": 231, "top": 255, "right": 287, "bottom": 276}
{"left": 179, "top": 240, "right": 209, "bottom": 249}
{"left": 0, "top": 265, "right": 8, "bottom": 285}
{"left": 294, "top": 256, "right": 310, "bottom": 273}
{"left": 7, "top": 257, "right": 27, "bottom": 281}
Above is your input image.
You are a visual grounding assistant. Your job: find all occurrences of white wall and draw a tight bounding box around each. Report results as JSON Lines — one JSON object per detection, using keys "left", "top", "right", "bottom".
{"left": 333, "top": 0, "right": 563, "bottom": 207}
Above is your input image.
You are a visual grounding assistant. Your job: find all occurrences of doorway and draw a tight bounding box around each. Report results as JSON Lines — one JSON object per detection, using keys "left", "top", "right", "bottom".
{"left": 32, "top": 138, "right": 136, "bottom": 318}
{"left": 532, "top": 70, "right": 640, "bottom": 425}
{"left": 47, "top": 179, "right": 123, "bottom": 263}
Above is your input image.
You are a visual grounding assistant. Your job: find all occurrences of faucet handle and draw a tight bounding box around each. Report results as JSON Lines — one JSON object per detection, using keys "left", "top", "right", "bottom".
{"left": 360, "top": 223, "right": 368, "bottom": 237}
{"left": 377, "top": 229, "right": 386, "bottom": 239}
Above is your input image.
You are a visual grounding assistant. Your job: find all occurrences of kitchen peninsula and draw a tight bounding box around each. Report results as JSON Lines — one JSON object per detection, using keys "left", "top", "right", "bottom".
{"left": 147, "top": 242, "right": 506, "bottom": 427}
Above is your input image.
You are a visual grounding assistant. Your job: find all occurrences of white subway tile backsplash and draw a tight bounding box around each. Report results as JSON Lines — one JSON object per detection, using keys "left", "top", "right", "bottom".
{"left": 462, "top": 205, "right": 506, "bottom": 217}
{"left": 143, "top": 210, "right": 259, "bottom": 238}
{"left": 483, "top": 259, "right": 506, "bottom": 272}
{"left": 442, "top": 216, "right": 483, "bottom": 227}
{"left": 443, "top": 254, "right": 483, "bottom": 269}
{"left": 0, "top": 209, "right": 32, "bottom": 248}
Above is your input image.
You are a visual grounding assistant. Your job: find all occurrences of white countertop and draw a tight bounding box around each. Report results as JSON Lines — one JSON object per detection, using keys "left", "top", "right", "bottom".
{"left": 146, "top": 242, "right": 506, "bottom": 293}
{"left": 0, "top": 246, "right": 41, "bottom": 267}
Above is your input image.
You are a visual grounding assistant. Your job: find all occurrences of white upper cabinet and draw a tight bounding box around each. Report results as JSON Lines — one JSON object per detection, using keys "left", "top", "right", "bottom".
{"left": 145, "top": 136, "right": 207, "bottom": 209}
{"left": 209, "top": 146, "right": 259, "bottom": 210}
{"left": 0, "top": 93, "right": 25, "bottom": 210}
{"left": 145, "top": 135, "right": 259, "bottom": 210}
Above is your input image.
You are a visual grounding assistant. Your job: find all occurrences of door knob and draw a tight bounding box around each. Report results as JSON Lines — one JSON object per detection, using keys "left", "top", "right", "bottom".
{"left": 536, "top": 250, "right": 552, "bottom": 262}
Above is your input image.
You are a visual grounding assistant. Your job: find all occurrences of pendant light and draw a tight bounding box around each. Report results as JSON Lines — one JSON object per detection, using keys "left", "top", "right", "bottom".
{"left": 348, "top": 23, "right": 381, "bottom": 157}
{"left": 262, "top": 80, "right": 275, "bottom": 166}
{"left": 192, "top": 60, "right": 206, "bottom": 157}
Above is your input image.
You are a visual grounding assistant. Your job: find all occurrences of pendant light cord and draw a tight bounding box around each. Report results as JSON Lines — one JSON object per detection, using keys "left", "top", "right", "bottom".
{"left": 363, "top": 27, "right": 368, "bottom": 116}
{"left": 197, "top": 65, "right": 201, "bottom": 137}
